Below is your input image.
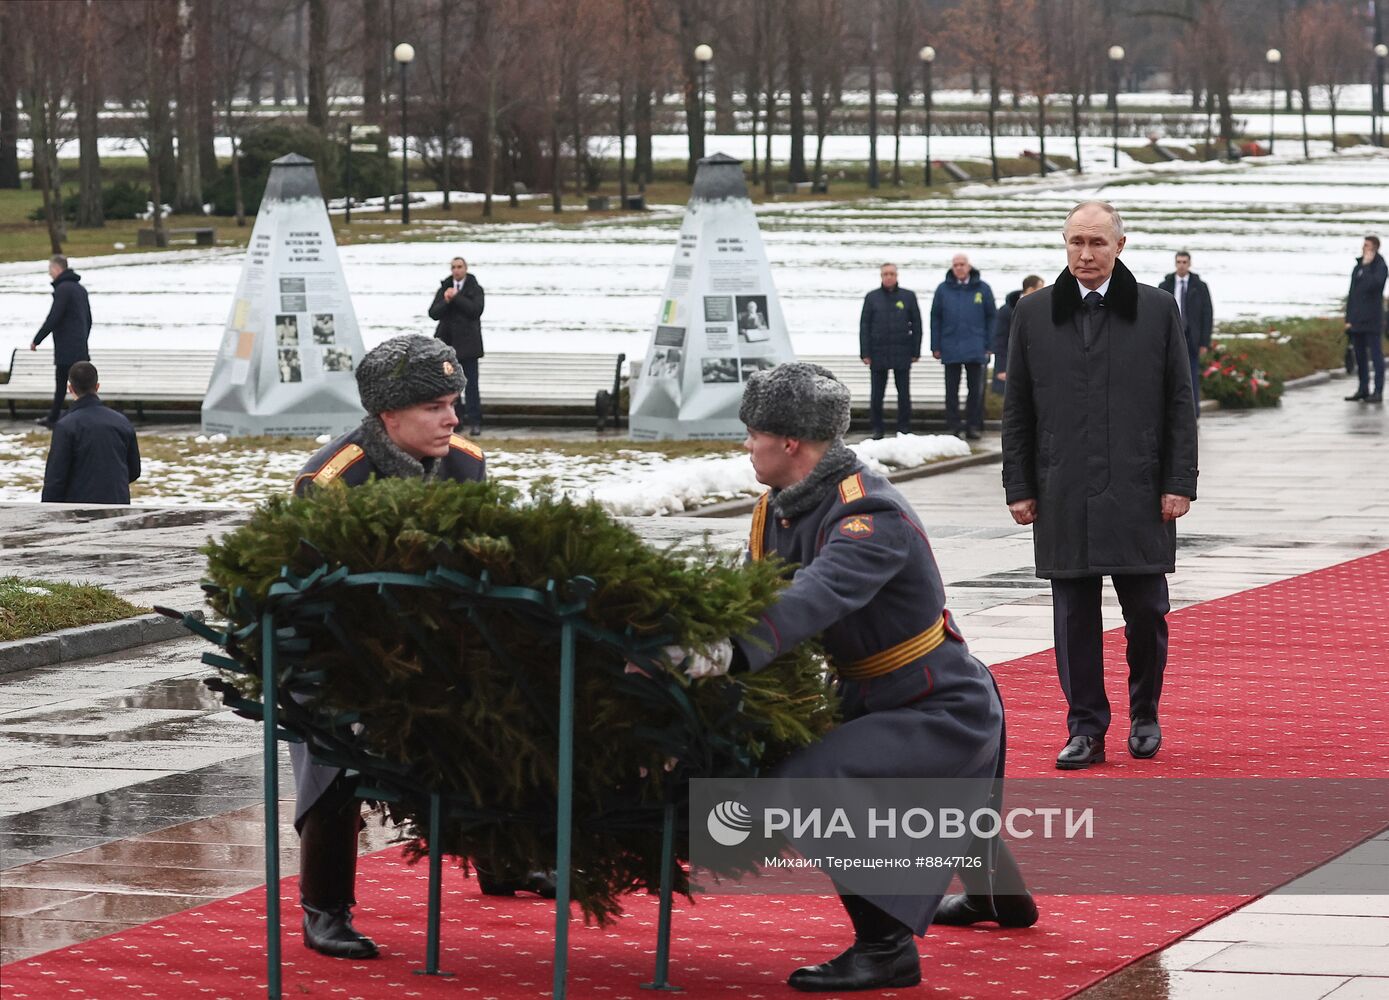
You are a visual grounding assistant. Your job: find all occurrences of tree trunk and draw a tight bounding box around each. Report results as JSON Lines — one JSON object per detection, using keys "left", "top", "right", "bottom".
{"left": 230, "top": 130, "right": 245, "bottom": 225}
{"left": 1328, "top": 94, "right": 1338, "bottom": 151}
{"left": 483, "top": 74, "right": 497, "bottom": 218}
{"left": 1072, "top": 94, "right": 1082, "bottom": 173}
{"left": 714, "top": 61, "right": 735, "bottom": 133}
{"left": 573, "top": 85, "right": 584, "bottom": 197}
{"left": 1300, "top": 99, "right": 1309, "bottom": 158}
{"left": 787, "top": 14, "right": 805, "bottom": 183}
{"left": 1037, "top": 96, "right": 1046, "bottom": 177}
{"left": 633, "top": 82, "right": 652, "bottom": 187}
{"left": 867, "top": 11, "right": 879, "bottom": 189}
{"left": 77, "top": 0, "right": 104, "bottom": 228}
{"left": 294, "top": 2, "right": 306, "bottom": 106}
{"left": 988, "top": 79, "right": 1000, "bottom": 181}
{"left": 1217, "top": 85, "right": 1235, "bottom": 160}
{"left": 307, "top": 0, "right": 329, "bottom": 130}
{"left": 174, "top": 0, "right": 203, "bottom": 215}
{"left": 550, "top": 120, "right": 562, "bottom": 212}
{"left": 0, "top": 2, "right": 23, "bottom": 189}
{"left": 618, "top": 3, "right": 629, "bottom": 208}
{"left": 892, "top": 86, "right": 903, "bottom": 186}
{"left": 195, "top": 0, "right": 217, "bottom": 187}
{"left": 363, "top": 0, "right": 383, "bottom": 125}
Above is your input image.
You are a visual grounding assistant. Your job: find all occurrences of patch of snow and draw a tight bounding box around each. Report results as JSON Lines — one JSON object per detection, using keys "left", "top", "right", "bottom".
{"left": 850, "top": 434, "right": 971, "bottom": 474}
{"left": 315, "top": 434, "right": 331, "bottom": 444}
{"left": 19, "top": 585, "right": 52, "bottom": 595}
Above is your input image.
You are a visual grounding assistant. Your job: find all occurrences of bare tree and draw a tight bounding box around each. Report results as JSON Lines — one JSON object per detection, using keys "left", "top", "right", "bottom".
{"left": 0, "top": 1, "right": 20, "bottom": 189}
{"left": 18, "top": 2, "right": 79, "bottom": 253}
{"left": 803, "top": 0, "right": 845, "bottom": 185}
{"left": 77, "top": 0, "right": 104, "bottom": 228}
{"left": 174, "top": 0, "right": 204, "bottom": 215}
{"left": 307, "top": 0, "right": 329, "bottom": 130}
{"left": 362, "top": 0, "right": 384, "bottom": 125}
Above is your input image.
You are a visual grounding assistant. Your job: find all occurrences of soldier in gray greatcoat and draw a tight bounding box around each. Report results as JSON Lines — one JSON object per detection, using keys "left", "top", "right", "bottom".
{"left": 682, "top": 363, "right": 1036, "bottom": 992}
{"left": 290, "top": 335, "right": 553, "bottom": 960}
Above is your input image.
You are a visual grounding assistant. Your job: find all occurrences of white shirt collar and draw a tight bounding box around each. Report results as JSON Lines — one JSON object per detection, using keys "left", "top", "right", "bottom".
{"left": 1078, "top": 276, "right": 1111, "bottom": 300}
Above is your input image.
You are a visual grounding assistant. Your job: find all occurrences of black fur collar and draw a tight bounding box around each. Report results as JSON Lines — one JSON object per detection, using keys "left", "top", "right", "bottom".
{"left": 1051, "top": 257, "right": 1138, "bottom": 325}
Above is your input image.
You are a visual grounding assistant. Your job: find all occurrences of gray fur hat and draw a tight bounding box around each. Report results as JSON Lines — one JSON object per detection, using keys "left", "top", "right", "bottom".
{"left": 355, "top": 335, "right": 467, "bottom": 415}
{"left": 739, "top": 362, "right": 851, "bottom": 441}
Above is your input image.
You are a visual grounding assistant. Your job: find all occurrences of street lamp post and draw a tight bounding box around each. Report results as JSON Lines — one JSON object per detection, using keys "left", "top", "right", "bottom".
{"left": 1108, "top": 45, "right": 1124, "bottom": 169}
{"left": 394, "top": 42, "right": 415, "bottom": 224}
{"left": 1265, "top": 49, "right": 1281, "bottom": 155}
{"left": 694, "top": 44, "right": 713, "bottom": 158}
{"left": 919, "top": 45, "right": 935, "bottom": 187}
{"left": 1376, "top": 43, "right": 1388, "bottom": 146}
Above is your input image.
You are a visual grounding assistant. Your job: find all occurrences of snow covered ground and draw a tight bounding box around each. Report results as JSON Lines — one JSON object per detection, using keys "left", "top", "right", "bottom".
{"left": 2, "top": 151, "right": 1383, "bottom": 366}
{"left": 0, "top": 430, "right": 968, "bottom": 514}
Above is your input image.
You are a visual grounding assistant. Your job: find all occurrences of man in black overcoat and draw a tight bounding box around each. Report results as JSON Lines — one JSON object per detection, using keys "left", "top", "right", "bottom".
{"left": 428, "top": 255, "right": 486, "bottom": 434}
{"left": 1158, "top": 251, "right": 1214, "bottom": 415}
{"left": 1002, "top": 201, "right": 1198, "bottom": 770}
{"left": 30, "top": 254, "right": 92, "bottom": 428}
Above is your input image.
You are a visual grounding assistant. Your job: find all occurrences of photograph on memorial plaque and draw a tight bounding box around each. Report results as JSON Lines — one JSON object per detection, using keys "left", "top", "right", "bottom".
{"left": 278, "top": 348, "right": 303, "bottom": 382}
{"left": 736, "top": 295, "right": 771, "bottom": 343}
{"left": 275, "top": 314, "right": 299, "bottom": 347}
{"left": 280, "top": 293, "right": 308, "bottom": 312}
{"left": 647, "top": 347, "right": 683, "bottom": 380}
{"left": 704, "top": 295, "right": 734, "bottom": 323}
{"left": 740, "top": 356, "right": 778, "bottom": 380}
{"left": 279, "top": 277, "right": 307, "bottom": 294}
{"left": 701, "top": 357, "right": 739, "bottom": 383}
{"left": 312, "top": 313, "right": 336, "bottom": 344}
{"left": 654, "top": 326, "right": 686, "bottom": 348}
{"left": 322, "top": 347, "right": 354, "bottom": 372}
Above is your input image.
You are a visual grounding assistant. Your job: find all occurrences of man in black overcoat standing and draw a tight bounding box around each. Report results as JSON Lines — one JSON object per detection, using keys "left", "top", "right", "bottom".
{"left": 30, "top": 254, "right": 93, "bottom": 429}
{"left": 40, "top": 361, "right": 141, "bottom": 504}
{"left": 428, "top": 255, "right": 486, "bottom": 434}
{"left": 1002, "top": 201, "right": 1198, "bottom": 770}
{"left": 1158, "top": 251, "right": 1214, "bottom": 416}
{"left": 859, "top": 263, "right": 924, "bottom": 438}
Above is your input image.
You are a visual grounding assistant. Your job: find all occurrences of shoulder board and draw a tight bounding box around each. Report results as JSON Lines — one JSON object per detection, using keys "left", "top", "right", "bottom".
{"left": 838, "top": 473, "right": 866, "bottom": 505}
{"left": 311, "top": 443, "right": 365, "bottom": 487}
{"left": 449, "top": 434, "right": 484, "bottom": 461}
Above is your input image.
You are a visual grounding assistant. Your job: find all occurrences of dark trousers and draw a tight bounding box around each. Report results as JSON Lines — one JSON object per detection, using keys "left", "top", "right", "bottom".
{"left": 1351, "top": 331, "right": 1386, "bottom": 396}
{"left": 944, "top": 362, "right": 984, "bottom": 433}
{"left": 869, "top": 366, "right": 911, "bottom": 435}
{"left": 48, "top": 363, "right": 72, "bottom": 424}
{"left": 1188, "top": 344, "right": 1203, "bottom": 417}
{"left": 454, "top": 355, "right": 482, "bottom": 430}
{"left": 1051, "top": 573, "right": 1170, "bottom": 738}
{"left": 297, "top": 773, "right": 362, "bottom": 909}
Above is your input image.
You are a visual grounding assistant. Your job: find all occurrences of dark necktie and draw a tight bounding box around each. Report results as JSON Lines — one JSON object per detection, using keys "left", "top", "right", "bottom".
{"left": 1177, "top": 278, "right": 1187, "bottom": 322}
{"left": 1082, "top": 291, "right": 1103, "bottom": 348}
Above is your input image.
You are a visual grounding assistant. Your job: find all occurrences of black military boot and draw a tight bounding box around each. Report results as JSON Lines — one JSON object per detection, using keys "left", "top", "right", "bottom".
{"left": 934, "top": 838, "right": 1038, "bottom": 928}
{"left": 787, "top": 895, "right": 921, "bottom": 992}
{"left": 299, "top": 796, "right": 379, "bottom": 959}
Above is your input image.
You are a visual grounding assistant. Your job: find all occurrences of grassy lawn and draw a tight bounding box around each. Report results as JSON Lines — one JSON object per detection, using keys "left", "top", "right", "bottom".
{"left": 1213, "top": 315, "right": 1350, "bottom": 383}
{"left": 0, "top": 575, "right": 145, "bottom": 642}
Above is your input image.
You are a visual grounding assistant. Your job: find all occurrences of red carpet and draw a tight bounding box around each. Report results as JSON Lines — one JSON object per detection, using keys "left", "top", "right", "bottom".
{"left": 4, "top": 549, "right": 1388, "bottom": 999}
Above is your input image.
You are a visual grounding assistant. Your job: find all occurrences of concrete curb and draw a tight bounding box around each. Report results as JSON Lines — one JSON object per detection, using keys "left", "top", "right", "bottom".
{"left": 0, "top": 610, "right": 205, "bottom": 676}
{"left": 686, "top": 448, "right": 1004, "bottom": 519}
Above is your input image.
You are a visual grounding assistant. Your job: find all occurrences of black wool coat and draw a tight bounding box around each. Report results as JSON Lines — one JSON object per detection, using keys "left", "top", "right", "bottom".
{"left": 1001, "top": 259, "right": 1198, "bottom": 579}
{"left": 858, "top": 285, "right": 924, "bottom": 370}
{"left": 1345, "top": 255, "right": 1388, "bottom": 335}
{"left": 32, "top": 269, "right": 93, "bottom": 366}
{"left": 428, "top": 272, "right": 485, "bottom": 359}
{"left": 1158, "top": 271, "right": 1214, "bottom": 352}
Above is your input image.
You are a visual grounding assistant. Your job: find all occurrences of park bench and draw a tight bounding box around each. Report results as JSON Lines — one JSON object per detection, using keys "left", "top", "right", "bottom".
{"left": 137, "top": 226, "right": 216, "bottom": 247}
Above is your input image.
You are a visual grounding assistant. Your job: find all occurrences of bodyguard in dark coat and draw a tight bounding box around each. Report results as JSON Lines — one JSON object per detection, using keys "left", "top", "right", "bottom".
{"left": 29, "top": 255, "right": 92, "bottom": 428}
{"left": 1003, "top": 202, "right": 1197, "bottom": 771}
{"left": 290, "top": 334, "right": 484, "bottom": 960}
{"left": 991, "top": 275, "right": 1044, "bottom": 395}
{"left": 1158, "top": 251, "right": 1214, "bottom": 415}
{"left": 40, "top": 362, "right": 140, "bottom": 504}
{"left": 428, "top": 256, "right": 486, "bottom": 433}
{"left": 1343, "top": 236, "right": 1386, "bottom": 402}
{"left": 858, "top": 263, "right": 924, "bottom": 438}
{"left": 930, "top": 255, "right": 996, "bottom": 438}
{"left": 707, "top": 363, "right": 1036, "bottom": 992}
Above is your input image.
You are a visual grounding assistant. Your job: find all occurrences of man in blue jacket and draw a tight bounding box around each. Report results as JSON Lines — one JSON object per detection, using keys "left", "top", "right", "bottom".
{"left": 1344, "top": 236, "right": 1387, "bottom": 403}
{"left": 930, "top": 255, "right": 996, "bottom": 439}
{"left": 40, "top": 362, "right": 141, "bottom": 504}
{"left": 30, "top": 255, "right": 93, "bottom": 429}
{"left": 859, "top": 263, "right": 924, "bottom": 439}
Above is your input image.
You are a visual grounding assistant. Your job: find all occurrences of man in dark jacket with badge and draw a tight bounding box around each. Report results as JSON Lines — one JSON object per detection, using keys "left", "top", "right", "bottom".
{"left": 859, "top": 263, "right": 924, "bottom": 438}
{"left": 1343, "top": 236, "right": 1386, "bottom": 403}
{"left": 930, "top": 255, "right": 996, "bottom": 439}
{"left": 428, "top": 256, "right": 486, "bottom": 434}
{"left": 1158, "top": 251, "right": 1214, "bottom": 415}
{"left": 1002, "top": 201, "right": 1198, "bottom": 771}
{"left": 29, "top": 255, "right": 92, "bottom": 429}
{"left": 682, "top": 363, "right": 1036, "bottom": 992}
{"left": 291, "top": 334, "right": 551, "bottom": 960}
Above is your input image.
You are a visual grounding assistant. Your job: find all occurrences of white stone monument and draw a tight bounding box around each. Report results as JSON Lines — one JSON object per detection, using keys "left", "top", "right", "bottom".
{"left": 629, "top": 153, "right": 797, "bottom": 441}
{"left": 202, "top": 153, "right": 366, "bottom": 437}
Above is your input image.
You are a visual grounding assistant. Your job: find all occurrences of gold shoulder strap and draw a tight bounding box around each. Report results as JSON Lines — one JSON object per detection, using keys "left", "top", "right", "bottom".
{"left": 748, "top": 492, "right": 770, "bottom": 562}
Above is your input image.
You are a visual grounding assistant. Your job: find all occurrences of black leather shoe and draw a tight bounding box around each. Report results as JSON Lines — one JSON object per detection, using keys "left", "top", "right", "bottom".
{"left": 1056, "top": 735, "right": 1105, "bottom": 770}
{"left": 468, "top": 424, "right": 482, "bottom": 436}
{"left": 34, "top": 417, "right": 53, "bottom": 429}
{"left": 966, "top": 428, "right": 983, "bottom": 440}
{"left": 933, "top": 892, "right": 1039, "bottom": 928}
{"left": 1128, "top": 718, "right": 1162, "bottom": 759}
{"left": 479, "top": 870, "right": 558, "bottom": 898}
{"left": 787, "top": 929, "right": 921, "bottom": 992}
{"left": 1346, "top": 392, "right": 1368, "bottom": 401}
{"left": 1369, "top": 393, "right": 1384, "bottom": 403}
{"left": 302, "top": 902, "right": 379, "bottom": 959}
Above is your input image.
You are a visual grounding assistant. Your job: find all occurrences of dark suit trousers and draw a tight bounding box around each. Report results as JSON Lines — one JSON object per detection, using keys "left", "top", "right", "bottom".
{"left": 1051, "top": 573, "right": 1170, "bottom": 737}
{"left": 869, "top": 366, "right": 912, "bottom": 435}
{"left": 1187, "top": 340, "right": 1203, "bottom": 417}
{"left": 453, "top": 356, "right": 482, "bottom": 428}
{"left": 1351, "top": 331, "right": 1386, "bottom": 396}
{"left": 944, "top": 362, "right": 984, "bottom": 433}
{"left": 48, "top": 363, "right": 72, "bottom": 424}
